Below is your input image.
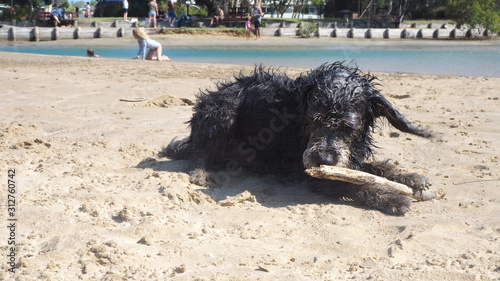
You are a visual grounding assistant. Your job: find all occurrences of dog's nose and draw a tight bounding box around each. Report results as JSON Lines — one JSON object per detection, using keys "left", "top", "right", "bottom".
{"left": 316, "top": 152, "right": 336, "bottom": 166}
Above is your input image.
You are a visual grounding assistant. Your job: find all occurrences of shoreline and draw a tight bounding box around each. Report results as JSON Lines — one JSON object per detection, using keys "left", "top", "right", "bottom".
{"left": 3, "top": 34, "right": 499, "bottom": 54}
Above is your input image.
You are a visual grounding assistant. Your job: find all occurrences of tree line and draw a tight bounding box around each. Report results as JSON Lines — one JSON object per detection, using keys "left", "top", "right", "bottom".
{"left": 2, "top": 0, "right": 499, "bottom": 32}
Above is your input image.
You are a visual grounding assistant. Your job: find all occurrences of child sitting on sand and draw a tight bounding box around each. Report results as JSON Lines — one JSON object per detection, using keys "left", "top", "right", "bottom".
{"left": 132, "top": 27, "right": 171, "bottom": 61}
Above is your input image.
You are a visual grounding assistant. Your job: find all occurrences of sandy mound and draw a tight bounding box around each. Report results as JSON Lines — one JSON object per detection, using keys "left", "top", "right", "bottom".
{"left": 145, "top": 94, "right": 195, "bottom": 107}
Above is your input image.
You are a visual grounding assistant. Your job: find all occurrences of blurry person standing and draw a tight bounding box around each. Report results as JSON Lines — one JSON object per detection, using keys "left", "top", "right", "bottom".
{"left": 252, "top": 3, "right": 263, "bottom": 40}
{"left": 123, "top": 0, "right": 129, "bottom": 22}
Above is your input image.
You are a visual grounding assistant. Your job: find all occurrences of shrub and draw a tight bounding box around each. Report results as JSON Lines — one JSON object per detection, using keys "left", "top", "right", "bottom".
{"left": 296, "top": 23, "right": 318, "bottom": 38}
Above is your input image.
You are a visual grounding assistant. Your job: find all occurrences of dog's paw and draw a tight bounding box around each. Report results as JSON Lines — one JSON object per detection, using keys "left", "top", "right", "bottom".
{"left": 189, "top": 168, "right": 211, "bottom": 187}
{"left": 355, "top": 186, "right": 412, "bottom": 216}
{"left": 381, "top": 196, "right": 412, "bottom": 216}
{"left": 413, "top": 187, "right": 447, "bottom": 201}
{"left": 399, "top": 173, "right": 431, "bottom": 190}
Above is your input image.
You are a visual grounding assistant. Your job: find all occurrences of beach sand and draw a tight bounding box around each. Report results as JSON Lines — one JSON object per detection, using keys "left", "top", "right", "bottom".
{"left": 0, "top": 35, "right": 499, "bottom": 280}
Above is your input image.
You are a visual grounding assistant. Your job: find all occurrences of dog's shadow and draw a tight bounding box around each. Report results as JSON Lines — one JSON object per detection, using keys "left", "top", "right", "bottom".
{"left": 136, "top": 157, "right": 349, "bottom": 209}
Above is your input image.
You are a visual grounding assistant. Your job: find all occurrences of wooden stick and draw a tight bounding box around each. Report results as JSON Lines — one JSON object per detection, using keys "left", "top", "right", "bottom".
{"left": 305, "top": 165, "right": 444, "bottom": 201}
{"left": 305, "top": 165, "right": 414, "bottom": 196}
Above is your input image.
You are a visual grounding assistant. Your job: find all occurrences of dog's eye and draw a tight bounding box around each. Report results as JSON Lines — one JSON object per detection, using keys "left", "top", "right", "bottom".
{"left": 311, "top": 111, "right": 357, "bottom": 130}
{"left": 340, "top": 120, "right": 357, "bottom": 131}
{"left": 331, "top": 114, "right": 359, "bottom": 130}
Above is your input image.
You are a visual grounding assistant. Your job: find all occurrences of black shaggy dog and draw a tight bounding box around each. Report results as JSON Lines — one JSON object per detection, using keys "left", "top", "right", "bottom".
{"left": 161, "top": 62, "right": 435, "bottom": 215}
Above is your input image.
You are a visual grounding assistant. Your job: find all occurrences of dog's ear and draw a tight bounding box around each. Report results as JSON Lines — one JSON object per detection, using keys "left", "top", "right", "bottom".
{"left": 298, "top": 80, "right": 317, "bottom": 109}
{"left": 371, "top": 94, "right": 432, "bottom": 138}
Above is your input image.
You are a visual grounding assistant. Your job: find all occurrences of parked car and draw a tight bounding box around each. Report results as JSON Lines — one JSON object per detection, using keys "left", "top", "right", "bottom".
{"left": 93, "top": 0, "right": 123, "bottom": 17}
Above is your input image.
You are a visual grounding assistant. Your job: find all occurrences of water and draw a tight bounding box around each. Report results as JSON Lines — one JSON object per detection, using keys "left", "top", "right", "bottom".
{"left": 170, "top": 44, "right": 500, "bottom": 77}
{"left": 1, "top": 40, "right": 499, "bottom": 77}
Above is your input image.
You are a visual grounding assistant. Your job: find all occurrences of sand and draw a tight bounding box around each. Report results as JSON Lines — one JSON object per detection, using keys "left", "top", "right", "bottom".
{"left": 0, "top": 35, "right": 499, "bottom": 280}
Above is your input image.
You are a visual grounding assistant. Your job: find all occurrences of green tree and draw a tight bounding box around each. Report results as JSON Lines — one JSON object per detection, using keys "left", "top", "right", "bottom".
{"left": 311, "top": 0, "right": 325, "bottom": 17}
{"left": 192, "top": 0, "right": 217, "bottom": 16}
{"left": 7, "top": 0, "right": 39, "bottom": 21}
{"left": 270, "top": 0, "right": 293, "bottom": 18}
{"left": 448, "top": 0, "right": 500, "bottom": 33}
